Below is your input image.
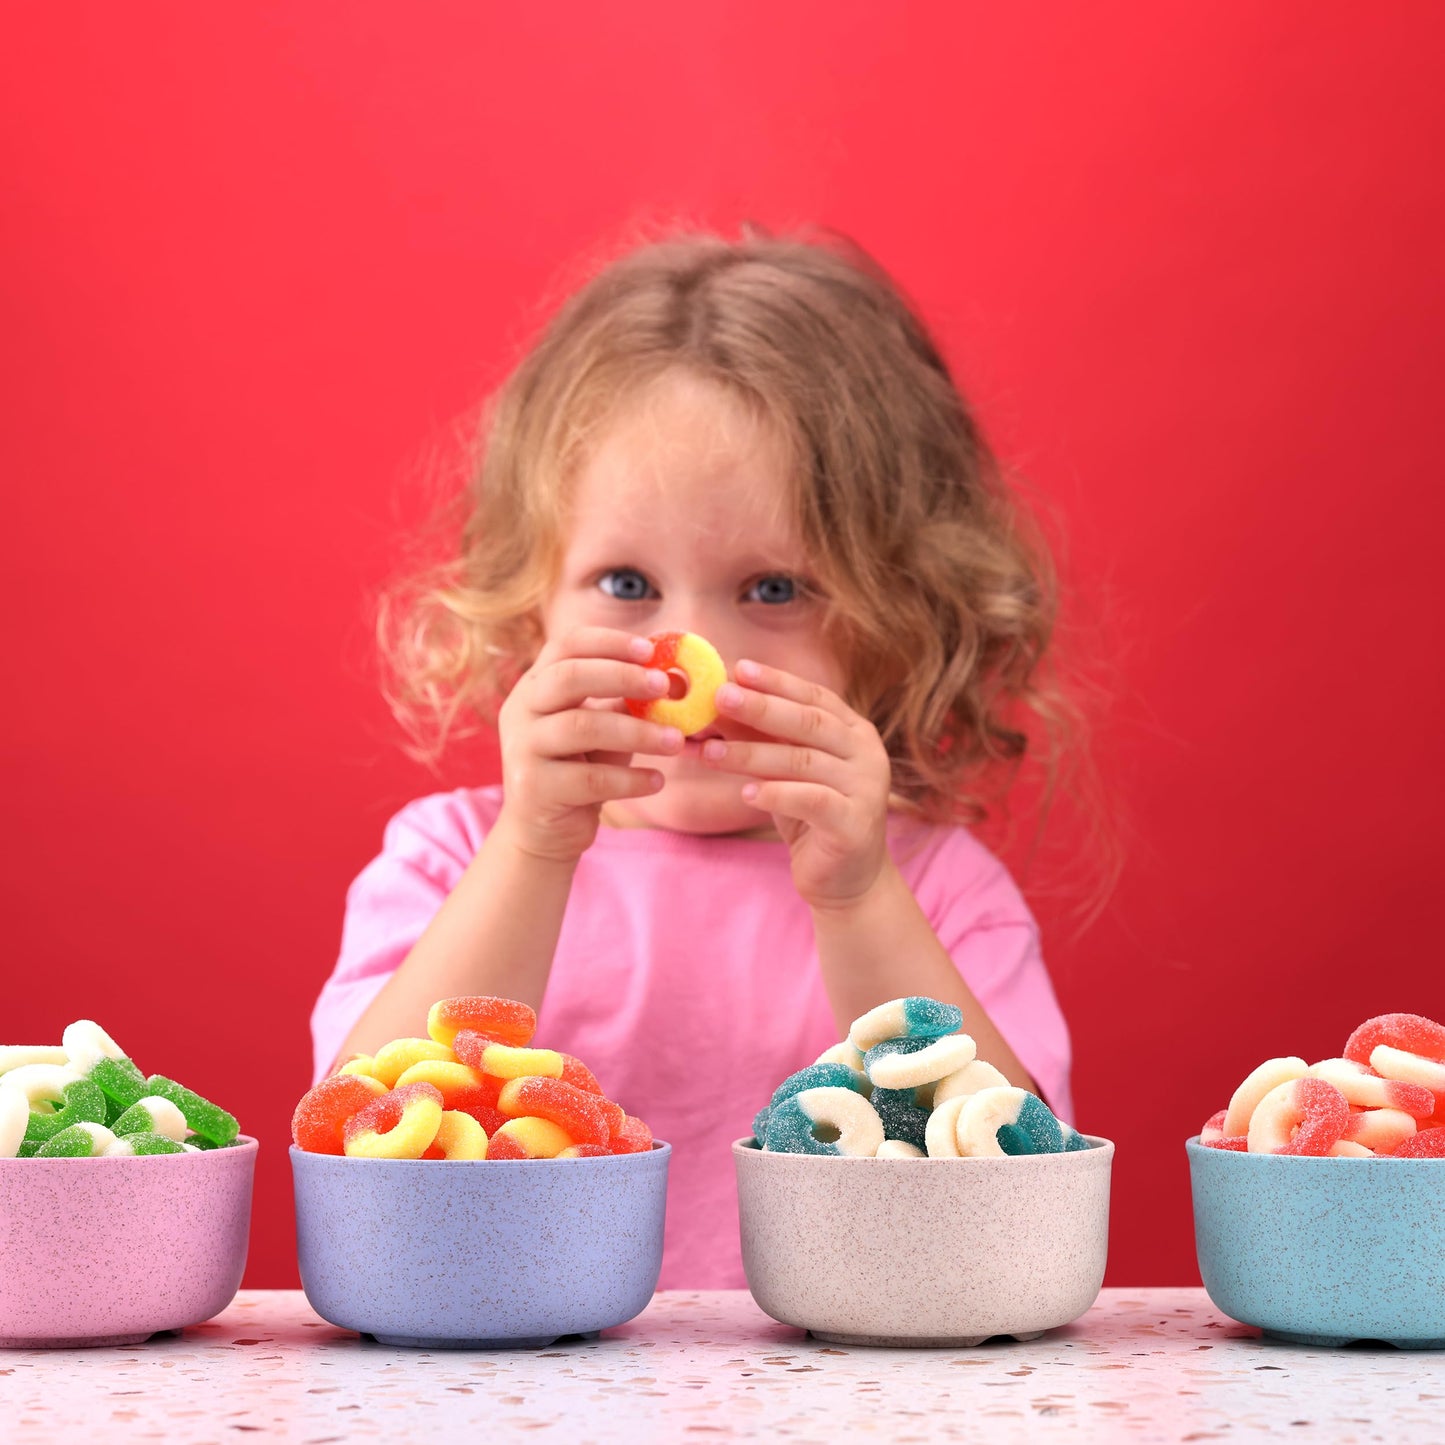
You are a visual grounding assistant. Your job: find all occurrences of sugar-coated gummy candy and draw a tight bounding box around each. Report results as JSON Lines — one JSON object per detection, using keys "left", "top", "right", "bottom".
{"left": 23, "top": 1079, "right": 109, "bottom": 1145}
{"left": 291, "top": 1074, "right": 389, "bottom": 1154}
{"left": 454, "top": 1035, "right": 564, "bottom": 1081}
{"left": 932, "top": 1059, "right": 1010, "bottom": 1108}
{"left": 36, "top": 1122, "right": 118, "bottom": 1157}
{"left": 1394, "top": 1127, "right": 1445, "bottom": 1158}
{"left": 764, "top": 1087, "right": 884, "bottom": 1157}
{"left": 497, "top": 1076, "right": 609, "bottom": 1147}
{"left": 624, "top": 630, "right": 726, "bottom": 735}
{"left": 144, "top": 1076, "right": 239, "bottom": 1147}
{"left": 60, "top": 1020, "right": 127, "bottom": 1072}
{"left": 1341, "top": 1107, "right": 1418, "bottom": 1155}
{"left": 596, "top": 1096, "right": 627, "bottom": 1138}
{"left": 1343, "top": 1013, "right": 1445, "bottom": 1069}
{"left": 1368, "top": 1045, "right": 1445, "bottom": 1096}
{"left": 88, "top": 1057, "right": 148, "bottom": 1112}
{"left": 427, "top": 996, "right": 537, "bottom": 1050}
{"left": 0, "top": 1087, "right": 31, "bottom": 1157}
{"left": 1200, "top": 1109, "right": 1248, "bottom": 1150}
{"left": 344, "top": 1082, "right": 445, "bottom": 1159}
{"left": 124, "top": 1130, "right": 187, "bottom": 1156}
{"left": 1, "top": 1062, "right": 83, "bottom": 1108}
{"left": 370, "top": 1038, "right": 454, "bottom": 1088}
{"left": 0, "top": 1046, "right": 68, "bottom": 1076}
{"left": 768, "top": 1062, "right": 871, "bottom": 1112}
{"left": 488, "top": 1116, "right": 574, "bottom": 1159}
{"left": 752, "top": 1104, "right": 771, "bottom": 1143}
{"left": 559, "top": 1053, "right": 605, "bottom": 1095}
{"left": 1327, "top": 1139, "right": 1374, "bottom": 1157}
{"left": 848, "top": 997, "right": 965, "bottom": 1053}
{"left": 558, "top": 1143, "right": 611, "bottom": 1158}
{"left": 335, "top": 1054, "right": 377, "bottom": 1079}
{"left": 814, "top": 1040, "right": 868, "bottom": 1072}
{"left": 1247, "top": 1077, "right": 1349, "bottom": 1155}
{"left": 954, "top": 1086, "right": 1066, "bottom": 1158}
{"left": 608, "top": 1115, "right": 654, "bottom": 1155}
{"left": 870, "top": 1087, "right": 930, "bottom": 1151}
{"left": 1306, "top": 1057, "right": 1435, "bottom": 1118}
{"left": 1222, "top": 1057, "right": 1307, "bottom": 1138}
{"left": 112, "top": 1096, "right": 189, "bottom": 1144}
{"left": 422, "top": 1110, "right": 489, "bottom": 1160}
{"left": 865, "top": 1033, "right": 976, "bottom": 1090}
{"left": 876, "top": 1139, "right": 926, "bottom": 1159}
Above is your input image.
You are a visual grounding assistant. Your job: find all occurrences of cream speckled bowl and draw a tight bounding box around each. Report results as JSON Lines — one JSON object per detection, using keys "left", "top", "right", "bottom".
{"left": 734, "top": 1135, "right": 1113, "bottom": 1347}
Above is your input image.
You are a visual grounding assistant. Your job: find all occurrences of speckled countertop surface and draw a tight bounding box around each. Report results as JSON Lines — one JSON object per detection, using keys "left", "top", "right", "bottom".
{"left": 1, "top": 1289, "right": 1441, "bottom": 1442}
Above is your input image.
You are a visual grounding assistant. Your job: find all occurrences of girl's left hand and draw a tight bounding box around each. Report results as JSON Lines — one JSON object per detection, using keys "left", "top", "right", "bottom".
{"left": 701, "top": 658, "right": 893, "bottom": 910}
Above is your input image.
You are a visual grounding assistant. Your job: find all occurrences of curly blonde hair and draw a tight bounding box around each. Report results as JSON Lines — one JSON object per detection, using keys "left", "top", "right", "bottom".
{"left": 381, "top": 227, "right": 1095, "bottom": 843}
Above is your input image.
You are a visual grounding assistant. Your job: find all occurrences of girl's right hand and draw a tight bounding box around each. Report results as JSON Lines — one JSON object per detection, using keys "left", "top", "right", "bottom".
{"left": 493, "top": 628, "right": 682, "bottom": 864}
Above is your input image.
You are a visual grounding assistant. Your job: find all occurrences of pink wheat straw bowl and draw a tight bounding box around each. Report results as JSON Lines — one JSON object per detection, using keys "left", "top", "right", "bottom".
{"left": 0, "top": 1137, "right": 258, "bottom": 1348}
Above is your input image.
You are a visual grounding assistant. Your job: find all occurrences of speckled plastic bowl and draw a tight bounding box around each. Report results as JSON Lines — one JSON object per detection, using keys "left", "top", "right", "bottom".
{"left": 1188, "top": 1137, "right": 1445, "bottom": 1348}
{"left": 291, "top": 1142, "right": 670, "bottom": 1348}
{"left": 0, "top": 1137, "right": 258, "bottom": 1348}
{"left": 733, "top": 1135, "right": 1114, "bottom": 1346}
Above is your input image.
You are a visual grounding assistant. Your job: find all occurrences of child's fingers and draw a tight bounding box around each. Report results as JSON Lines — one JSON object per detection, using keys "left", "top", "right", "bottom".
{"left": 699, "top": 738, "right": 852, "bottom": 794}
{"left": 531, "top": 709, "right": 683, "bottom": 760}
{"left": 525, "top": 657, "right": 670, "bottom": 714}
{"left": 715, "top": 679, "right": 854, "bottom": 759}
{"left": 533, "top": 626, "right": 657, "bottom": 668}
{"left": 741, "top": 779, "right": 851, "bottom": 832}
{"left": 542, "top": 759, "right": 665, "bottom": 806}
{"left": 732, "top": 659, "right": 856, "bottom": 722}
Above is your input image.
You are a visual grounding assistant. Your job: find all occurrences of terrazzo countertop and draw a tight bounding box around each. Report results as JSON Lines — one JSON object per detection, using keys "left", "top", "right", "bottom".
{"left": 1, "top": 1289, "right": 1441, "bottom": 1442}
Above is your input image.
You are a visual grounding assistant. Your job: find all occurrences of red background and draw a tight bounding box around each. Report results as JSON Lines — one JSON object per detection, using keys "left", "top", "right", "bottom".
{"left": 3, "top": 3, "right": 1442, "bottom": 1289}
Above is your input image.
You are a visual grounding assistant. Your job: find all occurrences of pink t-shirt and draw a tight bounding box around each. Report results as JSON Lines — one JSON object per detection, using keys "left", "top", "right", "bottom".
{"left": 311, "top": 785, "right": 1073, "bottom": 1288}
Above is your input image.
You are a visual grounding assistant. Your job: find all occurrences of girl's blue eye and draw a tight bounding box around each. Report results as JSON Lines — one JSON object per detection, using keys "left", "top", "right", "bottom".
{"left": 747, "top": 574, "right": 799, "bottom": 605}
{"left": 597, "top": 567, "right": 654, "bottom": 601}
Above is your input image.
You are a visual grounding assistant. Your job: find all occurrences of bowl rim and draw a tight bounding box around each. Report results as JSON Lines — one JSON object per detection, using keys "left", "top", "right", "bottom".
{"left": 289, "top": 1138, "right": 671, "bottom": 1164}
{"left": 1, "top": 1133, "right": 258, "bottom": 1165}
{"left": 1185, "top": 1134, "right": 1445, "bottom": 1162}
{"left": 733, "top": 1133, "right": 1114, "bottom": 1160}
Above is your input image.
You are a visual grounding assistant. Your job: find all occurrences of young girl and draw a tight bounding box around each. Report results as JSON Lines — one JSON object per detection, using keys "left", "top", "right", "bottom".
{"left": 311, "top": 229, "right": 1080, "bottom": 1288}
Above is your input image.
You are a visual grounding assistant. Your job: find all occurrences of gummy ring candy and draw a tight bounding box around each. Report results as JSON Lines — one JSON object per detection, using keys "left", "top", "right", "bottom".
{"left": 1368, "top": 1045, "right": 1445, "bottom": 1096}
{"left": 370, "top": 1038, "right": 454, "bottom": 1088}
{"left": 291, "top": 1074, "right": 388, "bottom": 1154}
{"left": 848, "top": 997, "right": 965, "bottom": 1053}
{"left": 1221, "top": 1056, "right": 1307, "bottom": 1138}
{"left": 4, "top": 1070, "right": 108, "bottom": 1146}
{"left": 1247, "top": 1077, "right": 1349, "bottom": 1155}
{"left": 877, "top": 1139, "right": 926, "bottom": 1159}
{"left": 89, "top": 1057, "right": 149, "bottom": 1112}
{"left": 422, "top": 1109, "right": 488, "bottom": 1161}
{"left": 452, "top": 1034, "right": 563, "bottom": 1082}
{"left": 870, "top": 1087, "right": 930, "bottom": 1152}
{"left": 487, "top": 1116, "right": 574, "bottom": 1159}
{"left": 145, "top": 1075, "right": 239, "bottom": 1147}
{"left": 336, "top": 1054, "right": 378, "bottom": 1079}
{"left": 624, "top": 631, "right": 726, "bottom": 736}
{"left": 1306, "top": 1058, "right": 1435, "bottom": 1119}
{"left": 558, "top": 1143, "right": 611, "bottom": 1158}
{"left": 60, "top": 1020, "right": 127, "bottom": 1072}
{"left": 0, "top": 1045, "right": 67, "bottom": 1076}
{"left": 1343, "top": 1013, "right": 1445, "bottom": 1069}
{"left": 608, "top": 1115, "right": 654, "bottom": 1155}
{"left": 814, "top": 1040, "right": 867, "bottom": 1072}
{"left": 497, "top": 1077, "right": 609, "bottom": 1148}
{"left": 426, "top": 996, "right": 536, "bottom": 1050}
{"left": 111, "top": 1130, "right": 186, "bottom": 1156}
{"left": 932, "top": 1059, "right": 1011, "bottom": 1109}
{"left": 923, "top": 1094, "right": 969, "bottom": 1158}
{"left": 0, "top": 1087, "right": 29, "bottom": 1158}
{"left": 955, "top": 1086, "right": 1066, "bottom": 1158}
{"left": 36, "top": 1122, "right": 118, "bottom": 1158}
{"left": 343, "top": 1082, "right": 444, "bottom": 1159}
{"left": 1327, "top": 1139, "right": 1374, "bottom": 1158}
{"left": 1341, "top": 1107, "right": 1417, "bottom": 1155}
{"left": 559, "top": 1053, "right": 605, "bottom": 1095}
{"left": 768, "top": 1062, "right": 871, "bottom": 1112}
{"left": 1394, "top": 1126, "right": 1445, "bottom": 1158}
{"left": 1199, "top": 1109, "right": 1248, "bottom": 1151}
{"left": 113, "top": 1096, "right": 190, "bottom": 1144}
{"left": 764, "top": 1086, "right": 884, "bottom": 1157}
{"left": 865, "top": 1034, "right": 976, "bottom": 1090}
{"left": 394, "top": 1059, "right": 505, "bottom": 1133}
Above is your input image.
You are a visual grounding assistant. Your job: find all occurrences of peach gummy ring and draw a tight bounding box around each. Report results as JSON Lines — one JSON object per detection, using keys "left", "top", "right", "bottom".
{"left": 625, "top": 631, "right": 726, "bottom": 736}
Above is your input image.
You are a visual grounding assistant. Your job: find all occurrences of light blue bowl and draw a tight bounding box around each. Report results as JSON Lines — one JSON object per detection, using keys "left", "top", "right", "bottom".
{"left": 292, "top": 1142, "right": 669, "bottom": 1348}
{"left": 1187, "top": 1137, "right": 1445, "bottom": 1348}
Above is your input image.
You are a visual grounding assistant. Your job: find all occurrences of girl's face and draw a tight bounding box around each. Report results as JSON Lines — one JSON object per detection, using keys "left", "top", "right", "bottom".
{"left": 541, "top": 370, "right": 849, "bottom": 836}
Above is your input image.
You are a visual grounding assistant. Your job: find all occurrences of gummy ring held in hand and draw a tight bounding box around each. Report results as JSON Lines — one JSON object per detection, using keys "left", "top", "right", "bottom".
{"left": 763, "top": 1086, "right": 884, "bottom": 1157}
{"left": 343, "top": 1082, "right": 444, "bottom": 1159}
{"left": 624, "top": 631, "right": 726, "bottom": 736}
{"left": 1247, "top": 1077, "right": 1349, "bottom": 1155}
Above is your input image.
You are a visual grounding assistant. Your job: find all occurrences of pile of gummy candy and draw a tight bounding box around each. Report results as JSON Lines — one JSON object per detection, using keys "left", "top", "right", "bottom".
{"left": 753, "top": 996, "right": 1089, "bottom": 1158}
{"left": 0, "top": 1020, "right": 240, "bottom": 1158}
{"left": 1199, "top": 1011, "right": 1445, "bottom": 1157}
{"left": 292, "top": 995, "right": 653, "bottom": 1159}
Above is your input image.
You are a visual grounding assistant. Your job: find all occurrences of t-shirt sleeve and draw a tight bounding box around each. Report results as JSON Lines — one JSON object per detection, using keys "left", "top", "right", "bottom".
{"left": 308, "top": 793, "right": 481, "bottom": 1085}
{"left": 918, "top": 840, "right": 1075, "bottom": 1123}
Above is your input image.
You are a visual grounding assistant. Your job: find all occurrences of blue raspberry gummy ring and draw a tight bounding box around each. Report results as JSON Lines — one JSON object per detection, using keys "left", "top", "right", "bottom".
{"left": 849, "top": 997, "right": 965, "bottom": 1052}
{"left": 768, "top": 1062, "right": 870, "bottom": 1110}
{"left": 144, "top": 1076, "right": 238, "bottom": 1146}
{"left": 955, "top": 1086, "right": 1066, "bottom": 1157}
{"left": 870, "top": 1087, "right": 931, "bottom": 1151}
{"left": 764, "top": 1086, "right": 885, "bottom": 1157}
{"left": 865, "top": 1034, "right": 977, "bottom": 1090}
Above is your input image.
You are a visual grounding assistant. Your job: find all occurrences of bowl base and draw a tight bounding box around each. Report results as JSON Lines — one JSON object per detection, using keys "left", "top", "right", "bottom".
{"left": 0, "top": 1332, "right": 154, "bottom": 1349}
{"left": 365, "top": 1330, "right": 601, "bottom": 1350}
{"left": 1263, "top": 1328, "right": 1445, "bottom": 1351}
{"left": 809, "top": 1328, "right": 1047, "bottom": 1348}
